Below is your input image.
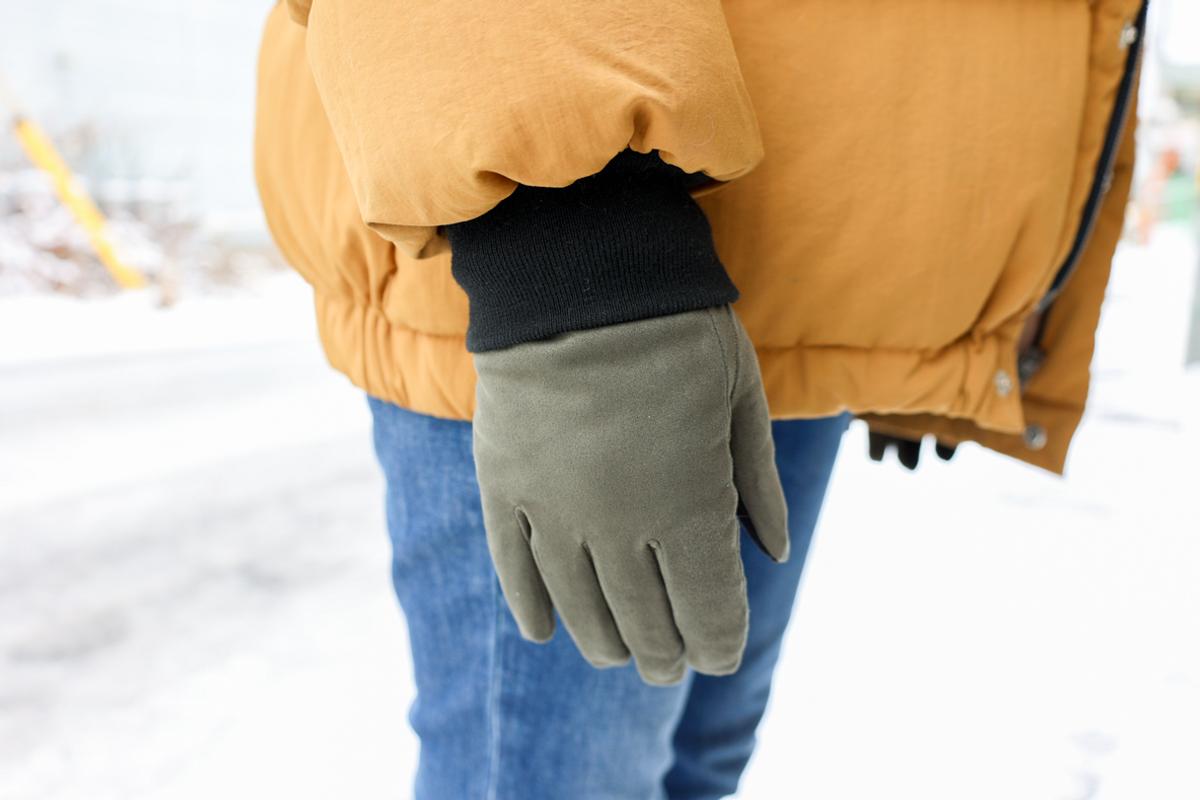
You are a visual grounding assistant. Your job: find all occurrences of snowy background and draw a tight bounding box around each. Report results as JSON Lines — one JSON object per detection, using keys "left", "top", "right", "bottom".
{"left": 1, "top": 2, "right": 1199, "bottom": 799}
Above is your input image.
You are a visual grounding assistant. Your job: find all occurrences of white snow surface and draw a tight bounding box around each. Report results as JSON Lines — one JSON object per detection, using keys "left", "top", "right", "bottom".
{"left": 1, "top": 227, "right": 1198, "bottom": 799}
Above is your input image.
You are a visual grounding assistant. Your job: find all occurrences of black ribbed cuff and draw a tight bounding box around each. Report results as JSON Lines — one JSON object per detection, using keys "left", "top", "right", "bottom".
{"left": 444, "top": 149, "right": 739, "bottom": 352}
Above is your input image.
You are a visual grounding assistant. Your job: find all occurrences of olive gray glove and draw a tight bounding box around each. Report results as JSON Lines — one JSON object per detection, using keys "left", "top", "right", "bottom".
{"left": 472, "top": 305, "right": 788, "bottom": 685}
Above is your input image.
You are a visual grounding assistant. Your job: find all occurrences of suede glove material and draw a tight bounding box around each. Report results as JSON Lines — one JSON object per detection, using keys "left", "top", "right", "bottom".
{"left": 472, "top": 305, "right": 788, "bottom": 685}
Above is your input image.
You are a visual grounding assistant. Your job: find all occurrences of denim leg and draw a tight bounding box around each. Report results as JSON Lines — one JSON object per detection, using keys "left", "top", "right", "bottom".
{"left": 369, "top": 398, "right": 692, "bottom": 800}
{"left": 663, "top": 414, "right": 850, "bottom": 800}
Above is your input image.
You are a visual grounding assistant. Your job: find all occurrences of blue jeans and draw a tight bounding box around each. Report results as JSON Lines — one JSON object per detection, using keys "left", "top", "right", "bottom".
{"left": 369, "top": 398, "right": 848, "bottom": 800}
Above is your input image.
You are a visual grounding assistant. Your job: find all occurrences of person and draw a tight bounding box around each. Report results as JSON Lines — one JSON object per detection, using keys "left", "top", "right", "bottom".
{"left": 253, "top": 1, "right": 1147, "bottom": 797}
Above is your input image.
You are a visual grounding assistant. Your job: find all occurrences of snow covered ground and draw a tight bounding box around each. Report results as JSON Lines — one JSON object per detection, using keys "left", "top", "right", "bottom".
{"left": 0, "top": 225, "right": 1197, "bottom": 799}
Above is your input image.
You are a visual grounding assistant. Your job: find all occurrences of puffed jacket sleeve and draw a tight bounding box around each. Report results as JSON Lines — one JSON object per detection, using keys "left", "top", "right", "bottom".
{"left": 293, "top": 0, "right": 765, "bottom": 258}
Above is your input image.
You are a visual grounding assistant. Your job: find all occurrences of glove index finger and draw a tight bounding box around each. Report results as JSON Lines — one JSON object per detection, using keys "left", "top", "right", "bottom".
{"left": 651, "top": 536, "right": 749, "bottom": 676}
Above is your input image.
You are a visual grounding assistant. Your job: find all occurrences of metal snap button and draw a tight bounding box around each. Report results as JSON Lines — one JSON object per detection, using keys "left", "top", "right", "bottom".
{"left": 994, "top": 369, "right": 1014, "bottom": 398}
{"left": 1024, "top": 424, "right": 1048, "bottom": 451}
{"left": 1118, "top": 21, "right": 1138, "bottom": 50}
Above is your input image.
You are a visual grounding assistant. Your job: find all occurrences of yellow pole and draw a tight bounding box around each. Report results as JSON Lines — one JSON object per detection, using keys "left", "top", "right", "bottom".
{"left": 2, "top": 76, "right": 146, "bottom": 289}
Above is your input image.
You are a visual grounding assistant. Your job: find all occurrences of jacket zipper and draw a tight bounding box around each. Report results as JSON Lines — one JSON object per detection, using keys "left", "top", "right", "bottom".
{"left": 1019, "top": 0, "right": 1149, "bottom": 386}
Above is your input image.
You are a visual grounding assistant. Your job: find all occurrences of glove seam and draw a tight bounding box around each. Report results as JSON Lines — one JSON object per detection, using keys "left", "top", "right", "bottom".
{"left": 727, "top": 306, "right": 743, "bottom": 401}
{"left": 512, "top": 506, "right": 534, "bottom": 545}
{"left": 705, "top": 308, "right": 734, "bottom": 417}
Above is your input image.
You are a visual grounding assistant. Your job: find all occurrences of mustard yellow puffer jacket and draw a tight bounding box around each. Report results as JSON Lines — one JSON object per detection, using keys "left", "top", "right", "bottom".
{"left": 255, "top": 0, "right": 1145, "bottom": 473}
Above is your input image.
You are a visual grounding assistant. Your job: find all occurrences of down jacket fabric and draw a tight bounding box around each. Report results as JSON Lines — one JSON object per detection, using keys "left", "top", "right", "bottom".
{"left": 254, "top": 0, "right": 1145, "bottom": 474}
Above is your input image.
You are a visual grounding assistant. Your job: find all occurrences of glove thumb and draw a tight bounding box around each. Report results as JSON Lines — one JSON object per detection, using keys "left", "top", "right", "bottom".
{"left": 728, "top": 322, "right": 789, "bottom": 563}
